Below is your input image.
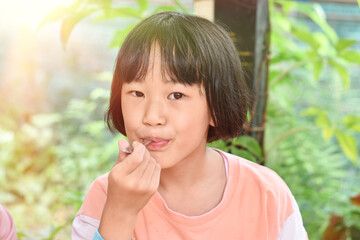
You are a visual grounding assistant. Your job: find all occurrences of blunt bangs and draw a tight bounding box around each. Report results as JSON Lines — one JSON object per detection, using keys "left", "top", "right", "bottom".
{"left": 116, "top": 12, "right": 208, "bottom": 86}
{"left": 106, "top": 12, "right": 250, "bottom": 142}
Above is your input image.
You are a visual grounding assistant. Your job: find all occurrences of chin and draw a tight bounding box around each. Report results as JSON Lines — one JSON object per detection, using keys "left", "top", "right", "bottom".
{"left": 156, "top": 161, "right": 170, "bottom": 170}
{"left": 154, "top": 159, "right": 175, "bottom": 170}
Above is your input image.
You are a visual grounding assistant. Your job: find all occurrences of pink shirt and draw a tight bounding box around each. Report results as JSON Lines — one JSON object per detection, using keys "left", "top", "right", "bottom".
{"left": 0, "top": 205, "right": 17, "bottom": 240}
{"left": 72, "top": 150, "right": 307, "bottom": 239}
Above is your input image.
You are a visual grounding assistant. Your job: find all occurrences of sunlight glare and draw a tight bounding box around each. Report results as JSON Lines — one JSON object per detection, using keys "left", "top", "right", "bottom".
{"left": 0, "top": 0, "right": 74, "bottom": 31}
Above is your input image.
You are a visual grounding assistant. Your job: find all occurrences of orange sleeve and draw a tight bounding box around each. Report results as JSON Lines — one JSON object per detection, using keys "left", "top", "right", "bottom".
{"left": 77, "top": 172, "right": 109, "bottom": 220}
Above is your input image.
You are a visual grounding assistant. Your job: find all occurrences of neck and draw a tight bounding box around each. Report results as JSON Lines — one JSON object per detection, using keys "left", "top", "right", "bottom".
{"left": 157, "top": 147, "right": 227, "bottom": 216}
{"left": 158, "top": 147, "right": 223, "bottom": 193}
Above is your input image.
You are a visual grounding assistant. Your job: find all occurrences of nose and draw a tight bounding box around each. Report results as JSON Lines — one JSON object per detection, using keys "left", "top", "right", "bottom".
{"left": 142, "top": 98, "right": 166, "bottom": 126}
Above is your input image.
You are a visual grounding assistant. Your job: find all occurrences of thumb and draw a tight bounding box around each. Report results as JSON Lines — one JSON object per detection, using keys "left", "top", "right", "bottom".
{"left": 113, "top": 138, "right": 131, "bottom": 167}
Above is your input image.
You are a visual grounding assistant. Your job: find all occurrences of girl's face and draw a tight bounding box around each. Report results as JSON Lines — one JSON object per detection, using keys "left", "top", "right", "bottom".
{"left": 121, "top": 46, "right": 213, "bottom": 169}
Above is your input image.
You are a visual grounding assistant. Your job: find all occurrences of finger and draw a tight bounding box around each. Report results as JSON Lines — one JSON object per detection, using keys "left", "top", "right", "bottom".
{"left": 113, "top": 138, "right": 131, "bottom": 168}
{"left": 123, "top": 141, "right": 149, "bottom": 173}
{"left": 128, "top": 146, "right": 151, "bottom": 176}
{"left": 139, "top": 157, "right": 156, "bottom": 183}
{"left": 149, "top": 163, "right": 161, "bottom": 191}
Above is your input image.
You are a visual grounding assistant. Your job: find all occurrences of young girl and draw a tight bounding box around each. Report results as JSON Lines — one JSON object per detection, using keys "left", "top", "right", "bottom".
{"left": 72, "top": 11, "right": 307, "bottom": 240}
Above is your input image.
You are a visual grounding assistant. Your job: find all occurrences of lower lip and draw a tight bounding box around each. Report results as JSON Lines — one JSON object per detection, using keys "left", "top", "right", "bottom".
{"left": 146, "top": 140, "right": 170, "bottom": 150}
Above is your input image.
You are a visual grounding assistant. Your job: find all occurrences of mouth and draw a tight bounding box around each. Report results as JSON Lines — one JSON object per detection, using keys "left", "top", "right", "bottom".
{"left": 142, "top": 137, "right": 170, "bottom": 150}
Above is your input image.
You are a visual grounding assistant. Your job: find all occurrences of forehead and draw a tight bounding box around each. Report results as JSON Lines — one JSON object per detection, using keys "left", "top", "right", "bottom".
{"left": 132, "top": 43, "right": 179, "bottom": 84}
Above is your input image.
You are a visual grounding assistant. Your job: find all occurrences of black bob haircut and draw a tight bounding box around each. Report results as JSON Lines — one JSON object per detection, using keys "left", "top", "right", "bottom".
{"left": 105, "top": 11, "right": 250, "bottom": 142}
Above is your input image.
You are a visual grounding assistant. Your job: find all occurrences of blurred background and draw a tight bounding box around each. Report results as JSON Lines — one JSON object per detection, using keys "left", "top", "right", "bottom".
{"left": 0, "top": 0, "right": 359, "bottom": 239}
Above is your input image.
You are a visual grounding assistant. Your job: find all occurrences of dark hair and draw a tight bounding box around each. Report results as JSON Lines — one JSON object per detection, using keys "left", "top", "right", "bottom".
{"left": 105, "top": 11, "right": 250, "bottom": 142}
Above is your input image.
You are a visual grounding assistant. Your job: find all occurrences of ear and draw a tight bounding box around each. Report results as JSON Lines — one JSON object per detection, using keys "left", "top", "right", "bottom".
{"left": 209, "top": 115, "right": 215, "bottom": 127}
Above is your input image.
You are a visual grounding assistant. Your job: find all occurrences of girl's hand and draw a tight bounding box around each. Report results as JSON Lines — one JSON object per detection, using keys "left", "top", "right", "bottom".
{"left": 109, "top": 139, "right": 161, "bottom": 214}
{"left": 99, "top": 139, "right": 161, "bottom": 240}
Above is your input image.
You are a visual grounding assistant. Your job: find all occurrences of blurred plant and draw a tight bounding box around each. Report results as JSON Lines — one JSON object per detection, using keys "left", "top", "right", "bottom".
{"left": 38, "top": 0, "right": 189, "bottom": 50}
{"left": 264, "top": 1, "right": 360, "bottom": 239}
{"left": 210, "top": 2, "right": 360, "bottom": 168}
{"left": 0, "top": 84, "right": 118, "bottom": 239}
{"left": 321, "top": 194, "right": 360, "bottom": 240}
{"left": 0, "top": 110, "right": 71, "bottom": 238}
{"left": 269, "top": 0, "right": 360, "bottom": 165}
{"left": 265, "top": 98, "right": 360, "bottom": 239}
{"left": 208, "top": 135, "right": 263, "bottom": 163}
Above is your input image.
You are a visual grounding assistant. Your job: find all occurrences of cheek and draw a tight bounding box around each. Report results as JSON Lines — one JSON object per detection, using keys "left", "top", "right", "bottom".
{"left": 123, "top": 110, "right": 138, "bottom": 127}
{"left": 174, "top": 102, "right": 211, "bottom": 134}
{"left": 121, "top": 102, "right": 139, "bottom": 130}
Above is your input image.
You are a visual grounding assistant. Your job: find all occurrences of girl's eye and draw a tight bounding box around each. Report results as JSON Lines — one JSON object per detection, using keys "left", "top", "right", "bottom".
{"left": 131, "top": 91, "right": 144, "bottom": 97}
{"left": 168, "top": 92, "right": 184, "bottom": 100}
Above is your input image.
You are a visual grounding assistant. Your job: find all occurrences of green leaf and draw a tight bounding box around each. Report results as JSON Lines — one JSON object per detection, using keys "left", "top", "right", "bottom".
{"left": 94, "top": 7, "right": 141, "bottom": 21}
{"left": 335, "top": 131, "right": 358, "bottom": 165}
{"left": 315, "top": 114, "right": 331, "bottom": 128}
{"left": 103, "top": 0, "right": 112, "bottom": 9}
{"left": 207, "top": 139, "right": 229, "bottom": 152}
{"left": 291, "top": 27, "right": 320, "bottom": 49}
{"left": 301, "top": 108, "right": 334, "bottom": 141}
{"left": 246, "top": 110, "right": 251, "bottom": 123}
{"left": 335, "top": 39, "right": 357, "bottom": 52}
{"left": 172, "top": 0, "right": 189, "bottom": 14}
{"left": 349, "top": 125, "right": 360, "bottom": 132}
{"left": 295, "top": 3, "right": 338, "bottom": 44}
{"left": 38, "top": 7, "right": 72, "bottom": 29}
{"left": 232, "top": 136, "right": 262, "bottom": 159}
{"left": 313, "top": 33, "right": 332, "bottom": 55}
{"left": 37, "top": 1, "right": 82, "bottom": 30}
{"left": 310, "top": 6, "right": 338, "bottom": 44}
{"left": 343, "top": 115, "right": 360, "bottom": 133}
{"left": 328, "top": 59, "right": 350, "bottom": 89}
{"left": 111, "top": 7, "right": 141, "bottom": 18}
{"left": 279, "top": 1, "right": 295, "bottom": 15}
{"left": 339, "top": 51, "right": 360, "bottom": 65}
{"left": 322, "top": 127, "right": 334, "bottom": 142}
{"left": 61, "top": 9, "right": 96, "bottom": 50}
{"left": 230, "top": 147, "right": 257, "bottom": 162}
{"left": 152, "top": 5, "right": 179, "bottom": 13}
{"left": 312, "top": 60, "right": 323, "bottom": 82}
{"left": 109, "top": 22, "right": 139, "bottom": 48}
{"left": 316, "top": 114, "right": 334, "bottom": 141}
{"left": 93, "top": 0, "right": 112, "bottom": 10}
{"left": 343, "top": 115, "right": 360, "bottom": 125}
{"left": 301, "top": 107, "right": 324, "bottom": 117}
{"left": 137, "top": 0, "right": 149, "bottom": 12}
{"left": 86, "top": 0, "right": 112, "bottom": 11}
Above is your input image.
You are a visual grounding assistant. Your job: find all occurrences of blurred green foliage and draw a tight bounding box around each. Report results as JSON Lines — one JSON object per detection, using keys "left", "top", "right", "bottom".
{"left": 265, "top": 1, "right": 360, "bottom": 239}
{"left": 0, "top": 84, "right": 118, "bottom": 238}
{"left": 39, "top": 0, "right": 189, "bottom": 49}
{"left": 1, "top": 0, "right": 359, "bottom": 239}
